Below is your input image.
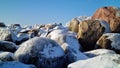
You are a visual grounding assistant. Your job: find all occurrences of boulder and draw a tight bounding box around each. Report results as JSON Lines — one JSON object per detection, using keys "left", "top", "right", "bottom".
{"left": 0, "top": 28, "right": 17, "bottom": 42}
{"left": 0, "top": 41, "right": 18, "bottom": 52}
{"left": 0, "top": 51, "right": 14, "bottom": 61}
{"left": 92, "top": 6, "right": 120, "bottom": 33}
{"left": 47, "top": 29, "right": 88, "bottom": 66}
{"left": 96, "top": 33, "right": 120, "bottom": 54}
{"left": 14, "top": 37, "right": 65, "bottom": 68}
{"left": 84, "top": 49, "right": 116, "bottom": 58}
{"left": 68, "top": 54, "right": 120, "bottom": 68}
{"left": 0, "top": 22, "right": 6, "bottom": 27}
{"left": 77, "top": 20, "right": 105, "bottom": 51}
{"left": 67, "top": 16, "right": 91, "bottom": 33}
{"left": 0, "top": 61, "right": 36, "bottom": 68}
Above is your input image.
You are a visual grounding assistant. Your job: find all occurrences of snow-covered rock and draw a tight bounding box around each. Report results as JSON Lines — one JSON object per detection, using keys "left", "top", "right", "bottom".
{"left": 96, "top": 33, "right": 120, "bottom": 54}
{"left": 14, "top": 37, "right": 65, "bottom": 68}
{"left": 0, "top": 41, "right": 18, "bottom": 52}
{"left": 84, "top": 49, "right": 116, "bottom": 58}
{"left": 0, "top": 61, "right": 36, "bottom": 68}
{"left": 0, "top": 51, "right": 14, "bottom": 61}
{"left": 47, "top": 29, "right": 88, "bottom": 65}
{"left": 68, "top": 54, "right": 120, "bottom": 68}
{"left": 0, "top": 28, "right": 17, "bottom": 42}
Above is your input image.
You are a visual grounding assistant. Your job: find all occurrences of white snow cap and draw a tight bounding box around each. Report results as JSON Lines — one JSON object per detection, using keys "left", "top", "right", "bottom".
{"left": 68, "top": 54, "right": 120, "bottom": 68}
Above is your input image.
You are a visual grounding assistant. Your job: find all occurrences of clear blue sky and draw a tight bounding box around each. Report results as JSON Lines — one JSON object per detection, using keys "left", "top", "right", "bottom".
{"left": 0, "top": 0, "right": 120, "bottom": 26}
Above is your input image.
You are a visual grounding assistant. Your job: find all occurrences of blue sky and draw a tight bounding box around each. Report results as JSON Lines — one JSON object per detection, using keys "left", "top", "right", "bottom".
{"left": 0, "top": 0, "right": 120, "bottom": 26}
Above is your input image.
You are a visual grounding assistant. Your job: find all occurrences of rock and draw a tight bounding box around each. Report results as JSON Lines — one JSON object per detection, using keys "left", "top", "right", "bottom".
{"left": 67, "top": 16, "right": 91, "bottom": 33}
{"left": 0, "top": 41, "right": 18, "bottom": 52}
{"left": 92, "top": 6, "right": 120, "bottom": 33}
{"left": 0, "top": 61, "right": 36, "bottom": 68}
{"left": 47, "top": 29, "right": 88, "bottom": 66}
{"left": 0, "top": 22, "right": 6, "bottom": 27}
{"left": 84, "top": 49, "right": 116, "bottom": 58}
{"left": 77, "top": 20, "right": 105, "bottom": 51}
{"left": 0, "top": 28, "right": 17, "bottom": 42}
{"left": 68, "top": 54, "right": 120, "bottom": 68}
{"left": 0, "top": 51, "right": 14, "bottom": 61}
{"left": 14, "top": 37, "right": 65, "bottom": 68}
{"left": 96, "top": 33, "right": 120, "bottom": 54}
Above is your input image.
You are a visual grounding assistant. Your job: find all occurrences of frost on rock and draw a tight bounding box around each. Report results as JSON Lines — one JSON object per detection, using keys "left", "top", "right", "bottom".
{"left": 0, "top": 41, "right": 18, "bottom": 52}
{"left": 68, "top": 54, "right": 120, "bottom": 68}
{"left": 96, "top": 33, "right": 120, "bottom": 54}
{"left": 84, "top": 49, "right": 116, "bottom": 58}
{"left": 47, "top": 29, "right": 88, "bottom": 65}
{"left": 0, "top": 61, "right": 36, "bottom": 68}
{"left": 14, "top": 37, "right": 65, "bottom": 68}
{"left": 0, "top": 51, "right": 14, "bottom": 61}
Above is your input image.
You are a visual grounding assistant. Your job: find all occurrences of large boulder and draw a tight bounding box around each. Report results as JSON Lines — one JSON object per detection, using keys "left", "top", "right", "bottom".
{"left": 0, "top": 61, "right": 36, "bottom": 68}
{"left": 0, "top": 28, "right": 17, "bottom": 42}
{"left": 67, "top": 16, "right": 91, "bottom": 33}
{"left": 84, "top": 49, "right": 116, "bottom": 58}
{"left": 68, "top": 54, "right": 120, "bottom": 68}
{"left": 0, "top": 41, "right": 18, "bottom": 52}
{"left": 47, "top": 29, "right": 88, "bottom": 65}
{"left": 77, "top": 20, "right": 106, "bottom": 51}
{"left": 0, "top": 51, "right": 14, "bottom": 61}
{"left": 92, "top": 6, "right": 120, "bottom": 33}
{"left": 14, "top": 37, "right": 65, "bottom": 68}
{"left": 96, "top": 33, "right": 120, "bottom": 54}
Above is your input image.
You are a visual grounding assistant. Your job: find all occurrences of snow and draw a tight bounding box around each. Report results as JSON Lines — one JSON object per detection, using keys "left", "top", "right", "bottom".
{"left": 76, "top": 16, "right": 91, "bottom": 22}
{"left": 68, "top": 54, "right": 120, "bottom": 68}
{"left": 102, "top": 33, "right": 120, "bottom": 50}
{"left": 84, "top": 49, "right": 116, "bottom": 58}
{"left": 0, "top": 61, "right": 36, "bottom": 68}
{"left": 99, "top": 20, "right": 111, "bottom": 33}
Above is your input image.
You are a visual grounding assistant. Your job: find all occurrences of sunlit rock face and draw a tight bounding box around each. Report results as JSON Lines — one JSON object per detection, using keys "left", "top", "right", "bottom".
{"left": 92, "top": 6, "right": 120, "bottom": 33}
{"left": 96, "top": 33, "right": 120, "bottom": 54}
{"left": 14, "top": 37, "right": 65, "bottom": 68}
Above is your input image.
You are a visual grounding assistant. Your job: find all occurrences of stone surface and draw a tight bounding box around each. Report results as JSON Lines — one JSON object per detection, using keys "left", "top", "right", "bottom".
{"left": 0, "top": 22, "right": 6, "bottom": 27}
{"left": 77, "top": 20, "right": 105, "bottom": 51}
{"left": 14, "top": 37, "right": 65, "bottom": 68}
{"left": 92, "top": 6, "right": 120, "bottom": 33}
{"left": 96, "top": 33, "right": 120, "bottom": 54}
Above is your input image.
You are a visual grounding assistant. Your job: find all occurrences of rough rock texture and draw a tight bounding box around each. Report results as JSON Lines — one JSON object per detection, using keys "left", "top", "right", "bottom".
{"left": 47, "top": 29, "right": 88, "bottom": 66}
{"left": 0, "top": 61, "right": 36, "bottom": 68}
{"left": 84, "top": 49, "right": 116, "bottom": 58}
{"left": 68, "top": 54, "right": 120, "bottom": 68}
{"left": 67, "top": 16, "right": 91, "bottom": 33}
{"left": 0, "top": 41, "right": 18, "bottom": 52}
{"left": 96, "top": 33, "right": 120, "bottom": 54}
{"left": 0, "top": 28, "right": 17, "bottom": 42}
{"left": 92, "top": 6, "right": 120, "bottom": 33}
{"left": 77, "top": 20, "right": 105, "bottom": 51}
{"left": 0, "top": 51, "right": 14, "bottom": 61}
{"left": 14, "top": 37, "right": 65, "bottom": 68}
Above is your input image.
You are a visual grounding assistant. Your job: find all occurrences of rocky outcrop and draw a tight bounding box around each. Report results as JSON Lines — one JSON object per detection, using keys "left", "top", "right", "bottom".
{"left": 14, "top": 37, "right": 65, "bottom": 68}
{"left": 0, "top": 61, "right": 36, "bottom": 68}
{"left": 68, "top": 54, "right": 120, "bottom": 68}
{"left": 0, "top": 22, "right": 6, "bottom": 27}
{"left": 96, "top": 33, "right": 120, "bottom": 54}
{"left": 0, "top": 51, "right": 14, "bottom": 61}
{"left": 92, "top": 6, "right": 120, "bottom": 33}
{"left": 77, "top": 20, "right": 105, "bottom": 51}
{"left": 0, "top": 41, "right": 18, "bottom": 52}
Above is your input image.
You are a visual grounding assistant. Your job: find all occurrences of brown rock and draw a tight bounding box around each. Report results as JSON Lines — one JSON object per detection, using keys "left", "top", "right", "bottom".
{"left": 96, "top": 33, "right": 120, "bottom": 54}
{"left": 92, "top": 6, "right": 120, "bottom": 33}
{"left": 77, "top": 20, "right": 105, "bottom": 51}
